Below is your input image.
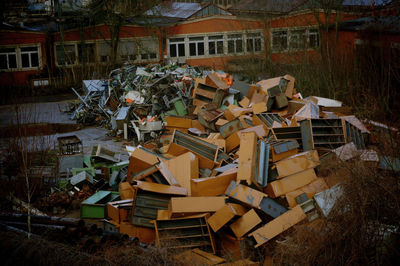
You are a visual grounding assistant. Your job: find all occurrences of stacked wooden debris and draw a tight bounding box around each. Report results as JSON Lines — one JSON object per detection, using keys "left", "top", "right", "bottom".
{"left": 76, "top": 69, "right": 379, "bottom": 263}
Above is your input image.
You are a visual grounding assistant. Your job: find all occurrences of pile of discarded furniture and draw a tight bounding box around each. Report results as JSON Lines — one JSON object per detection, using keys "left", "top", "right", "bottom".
{"left": 62, "top": 64, "right": 394, "bottom": 263}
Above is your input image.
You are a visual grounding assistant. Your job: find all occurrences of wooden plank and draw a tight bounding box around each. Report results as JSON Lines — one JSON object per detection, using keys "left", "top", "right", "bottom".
{"left": 225, "top": 132, "right": 240, "bottom": 152}
{"left": 237, "top": 132, "right": 258, "bottom": 185}
{"left": 283, "top": 74, "right": 295, "bottom": 99}
{"left": 264, "top": 168, "right": 318, "bottom": 198}
{"left": 119, "top": 222, "right": 155, "bottom": 244}
{"left": 207, "top": 203, "right": 247, "bottom": 232}
{"left": 239, "top": 97, "right": 250, "bottom": 108}
{"left": 134, "top": 180, "right": 187, "bottom": 196}
{"left": 249, "top": 205, "right": 306, "bottom": 248}
{"left": 285, "top": 178, "right": 329, "bottom": 208}
{"left": 252, "top": 102, "right": 267, "bottom": 114}
{"left": 230, "top": 209, "right": 262, "bottom": 238}
{"left": 127, "top": 148, "right": 160, "bottom": 182}
{"left": 118, "top": 182, "right": 135, "bottom": 199}
{"left": 247, "top": 84, "right": 258, "bottom": 99}
{"left": 191, "top": 170, "right": 237, "bottom": 197}
{"left": 156, "top": 161, "right": 179, "bottom": 186}
{"left": 205, "top": 72, "right": 229, "bottom": 90}
{"left": 165, "top": 116, "right": 192, "bottom": 128}
{"left": 169, "top": 197, "right": 227, "bottom": 218}
{"left": 164, "top": 152, "right": 199, "bottom": 196}
{"left": 275, "top": 150, "right": 320, "bottom": 178}
{"left": 196, "top": 87, "right": 218, "bottom": 99}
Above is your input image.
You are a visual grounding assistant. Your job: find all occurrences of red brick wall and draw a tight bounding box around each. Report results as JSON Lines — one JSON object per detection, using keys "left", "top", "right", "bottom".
{"left": 0, "top": 30, "right": 47, "bottom": 87}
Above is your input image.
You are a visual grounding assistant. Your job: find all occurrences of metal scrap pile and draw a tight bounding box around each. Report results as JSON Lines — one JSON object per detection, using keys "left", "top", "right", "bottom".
{"left": 59, "top": 64, "right": 399, "bottom": 264}
{"left": 70, "top": 63, "right": 206, "bottom": 142}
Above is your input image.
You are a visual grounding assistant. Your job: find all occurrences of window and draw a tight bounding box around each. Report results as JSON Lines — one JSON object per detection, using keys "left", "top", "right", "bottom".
{"left": 20, "top": 46, "right": 39, "bottom": 68}
{"left": 169, "top": 38, "right": 185, "bottom": 57}
{"left": 228, "top": 34, "right": 243, "bottom": 54}
{"left": 139, "top": 39, "right": 158, "bottom": 61}
{"left": 98, "top": 42, "right": 111, "bottom": 62}
{"left": 308, "top": 29, "right": 319, "bottom": 48}
{"left": 1, "top": 46, "right": 41, "bottom": 70}
{"left": 289, "top": 29, "right": 306, "bottom": 49}
{"left": 272, "top": 30, "right": 288, "bottom": 51}
{"left": 120, "top": 40, "right": 137, "bottom": 61}
{"left": 78, "top": 43, "right": 95, "bottom": 63}
{"left": 246, "top": 32, "right": 262, "bottom": 53}
{"left": 189, "top": 36, "right": 205, "bottom": 57}
{"left": 208, "top": 35, "right": 224, "bottom": 55}
{"left": 0, "top": 47, "right": 17, "bottom": 70}
{"left": 56, "top": 44, "right": 76, "bottom": 65}
{"left": 272, "top": 28, "right": 319, "bottom": 51}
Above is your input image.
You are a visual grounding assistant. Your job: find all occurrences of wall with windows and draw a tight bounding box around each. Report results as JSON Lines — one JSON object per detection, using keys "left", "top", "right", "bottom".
{"left": 53, "top": 25, "right": 160, "bottom": 67}
{"left": 0, "top": 30, "right": 47, "bottom": 87}
{"left": 165, "top": 17, "right": 265, "bottom": 68}
{"left": 268, "top": 11, "right": 362, "bottom": 63}
{"left": 172, "top": 1, "right": 238, "bottom": 8}
{"left": 54, "top": 37, "right": 159, "bottom": 67}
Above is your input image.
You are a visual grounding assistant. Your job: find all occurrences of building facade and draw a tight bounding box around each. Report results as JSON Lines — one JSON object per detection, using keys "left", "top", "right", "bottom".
{"left": 1, "top": 0, "right": 398, "bottom": 89}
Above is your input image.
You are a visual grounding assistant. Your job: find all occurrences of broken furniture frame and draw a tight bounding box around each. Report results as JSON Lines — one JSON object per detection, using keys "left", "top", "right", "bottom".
{"left": 153, "top": 213, "right": 216, "bottom": 253}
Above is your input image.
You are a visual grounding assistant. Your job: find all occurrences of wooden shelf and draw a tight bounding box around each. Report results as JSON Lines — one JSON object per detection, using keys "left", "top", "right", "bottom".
{"left": 167, "top": 242, "right": 211, "bottom": 249}
{"left": 312, "top": 126, "right": 343, "bottom": 128}
{"left": 159, "top": 234, "right": 209, "bottom": 240}
{"left": 158, "top": 224, "right": 208, "bottom": 231}
{"left": 313, "top": 134, "right": 344, "bottom": 136}
{"left": 314, "top": 142, "right": 345, "bottom": 145}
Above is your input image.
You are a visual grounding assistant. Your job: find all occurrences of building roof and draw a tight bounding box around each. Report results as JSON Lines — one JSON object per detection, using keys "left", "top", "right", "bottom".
{"left": 336, "top": 16, "right": 400, "bottom": 33}
{"left": 230, "top": 0, "right": 307, "bottom": 14}
{"left": 341, "top": 0, "right": 391, "bottom": 6}
{"left": 229, "top": 0, "right": 392, "bottom": 15}
{"left": 143, "top": 1, "right": 232, "bottom": 24}
{"left": 144, "top": 2, "right": 205, "bottom": 19}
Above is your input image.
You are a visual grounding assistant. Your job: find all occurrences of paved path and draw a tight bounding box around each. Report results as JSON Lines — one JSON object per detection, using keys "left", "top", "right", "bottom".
{"left": 0, "top": 101, "right": 76, "bottom": 126}
{"left": 0, "top": 99, "right": 130, "bottom": 160}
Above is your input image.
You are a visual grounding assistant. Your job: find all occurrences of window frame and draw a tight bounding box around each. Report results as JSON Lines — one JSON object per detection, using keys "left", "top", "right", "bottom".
{"left": 227, "top": 33, "right": 244, "bottom": 54}
{"left": 77, "top": 42, "right": 96, "bottom": 64}
{"left": 246, "top": 32, "right": 263, "bottom": 53}
{"left": 0, "top": 44, "right": 41, "bottom": 71}
{"left": 0, "top": 47, "right": 18, "bottom": 70}
{"left": 208, "top": 35, "right": 224, "bottom": 56}
{"left": 289, "top": 29, "right": 307, "bottom": 50}
{"left": 308, "top": 28, "right": 320, "bottom": 49}
{"left": 119, "top": 39, "right": 138, "bottom": 62}
{"left": 55, "top": 42, "right": 78, "bottom": 67}
{"left": 168, "top": 37, "right": 186, "bottom": 58}
{"left": 167, "top": 30, "right": 264, "bottom": 59}
{"left": 137, "top": 37, "right": 159, "bottom": 62}
{"left": 97, "top": 41, "right": 112, "bottom": 63}
{"left": 20, "top": 46, "right": 40, "bottom": 69}
{"left": 188, "top": 36, "right": 205, "bottom": 57}
{"left": 271, "top": 27, "right": 320, "bottom": 52}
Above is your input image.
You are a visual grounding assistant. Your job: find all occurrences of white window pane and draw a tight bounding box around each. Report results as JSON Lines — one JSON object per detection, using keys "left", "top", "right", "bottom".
{"left": 198, "top": 42, "right": 204, "bottom": 55}
{"left": 170, "top": 44, "right": 177, "bottom": 57}
{"left": 120, "top": 41, "right": 135, "bottom": 56}
{"left": 21, "top": 53, "right": 30, "bottom": 68}
{"left": 9, "top": 54, "right": 17, "bottom": 68}
{"left": 0, "top": 54, "right": 7, "bottom": 69}
{"left": 178, "top": 43, "right": 185, "bottom": 56}
{"left": 189, "top": 43, "right": 196, "bottom": 56}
